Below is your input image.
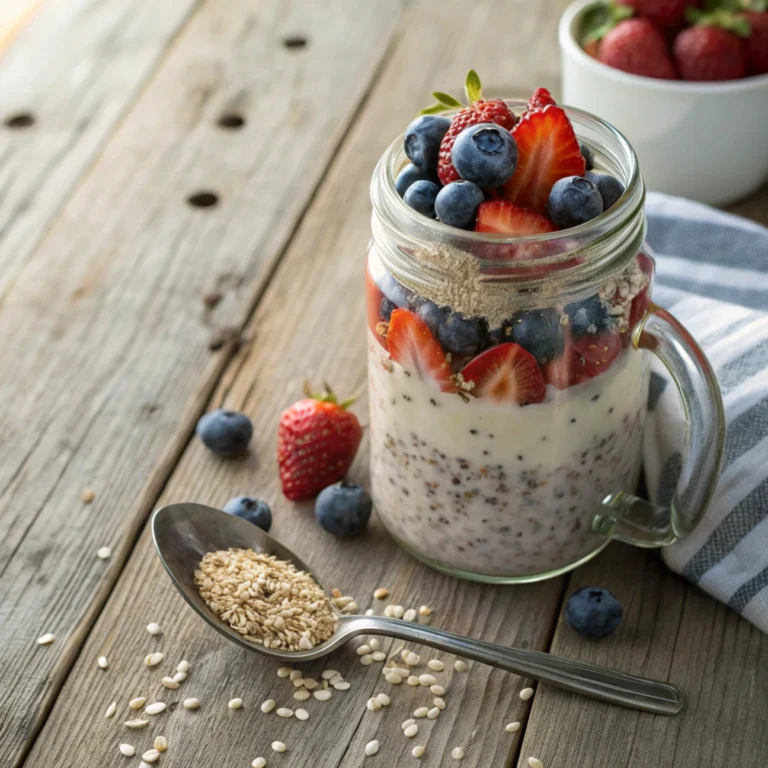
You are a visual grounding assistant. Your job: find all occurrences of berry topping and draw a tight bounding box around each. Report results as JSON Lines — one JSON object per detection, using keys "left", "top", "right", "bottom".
{"left": 437, "top": 312, "right": 489, "bottom": 358}
{"left": 196, "top": 409, "right": 253, "bottom": 458}
{"left": 404, "top": 179, "right": 440, "bottom": 218}
{"left": 743, "top": 11, "right": 768, "bottom": 76}
{"left": 435, "top": 180, "right": 485, "bottom": 230}
{"left": 502, "top": 107, "right": 586, "bottom": 214}
{"left": 403, "top": 115, "right": 452, "bottom": 169}
{"left": 565, "top": 587, "right": 623, "bottom": 639}
{"left": 387, "top": 309, "right": 457, "bottom": 392}
{"left": 573, "top": 333, "right": 623, "bottom": 375}
{"left": 586, "top": 171, "right": 626, "bottom": 211}
{"left": 673, "top": 17, "right": 747, "bottom": 81}
{"left": 315, "top": 481, "right": 372, "bottom": 536}
{"left": 416, "top": 300, "right": 447, "bottom": 337}
{"left": 541, "top": 345, "right": 590, "bottom": 390}
{"left": 599, "top": 19, "right": 678, "bottom": 79}
{"left": 429, "top": 71, "right": 518, "bottom": 186}
{"left": 277, "top": 384, "right": 363, "bottom": 501}
{"left": 580, "top": 142, "right": 595, "bottom": 171}
{"left": 526, "top": 87, "right": 557, "bottom": 112}
{"left": 474, "top": 200, "right": 557, "bottom": 236}
{"left": 223, "top": 497, "right": 272, "bottom": 532}
{"left": 459, "top": 343, "right": 546, "bottom": 405}
{"left": 547, "top": 176, "right": 604, "bottom": 229}
{"left": 504, "top": 309, "right": 566, "bottom": 367}
{"left": 395, "top": 163, "right": 438, "bottom": 197}
{"left": 451, "top": 123, "right": 518, "bottom": 188}
{"left": 564, "top": 295, "right": 615, "bottom": 338}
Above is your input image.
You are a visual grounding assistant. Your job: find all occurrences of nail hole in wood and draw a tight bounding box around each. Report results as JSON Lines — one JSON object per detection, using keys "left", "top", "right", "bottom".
{"left": 187, "top": 191, "right": 219, "bottom": 208}
{"left": 217, "top": 113, "right": 246, "bottom": 130}
{"left": 282, "top": 35, "right": 308, "bottom": 50}
{"left": 5, "top": 112, "right": 35, "bottom": 129}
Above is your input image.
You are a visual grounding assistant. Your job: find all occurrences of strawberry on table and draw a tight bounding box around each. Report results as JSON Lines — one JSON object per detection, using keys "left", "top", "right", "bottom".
{"left": 459, "top": 343, "right": 546, "bottom": 405}
{"left": 277, "top": 383, "right": 363, "bottom": 501}
{"left": 474, "top": 200, "right": 556, "bottom": 236}
{"left": 502, "top": 107, "right": 586, "bottom": 214}
{"left": 422, "top": 70, "right": 517, "bottom": 187}
{"left": 386, "top": 308, "right": 457, "bottom": 392}
{"left": 599, "top": 18, "right": 678, "bottom": 78}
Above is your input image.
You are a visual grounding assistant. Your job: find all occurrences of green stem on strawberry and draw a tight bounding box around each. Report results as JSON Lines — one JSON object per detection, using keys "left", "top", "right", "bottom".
{"left": 301, "top": 380, "right": 363, "bottom": 410}
{"left": 419, "top": 70, "right": 486, "bottom": 116}
{"left": 686, "top": 7, "right": 752, "bottom": 35}
{"left": 581, "top": 1, "right": 633, "bottom": 44}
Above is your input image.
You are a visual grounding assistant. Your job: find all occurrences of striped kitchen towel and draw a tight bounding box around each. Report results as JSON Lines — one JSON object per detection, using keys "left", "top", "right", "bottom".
{"left": 642, "top": 192, "right": 768, "bottom": 633}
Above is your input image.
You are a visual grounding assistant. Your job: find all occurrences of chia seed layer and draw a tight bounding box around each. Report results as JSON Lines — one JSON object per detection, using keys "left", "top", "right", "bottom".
{"left": 368, "top": 333, "right": 650, "bottom": 578}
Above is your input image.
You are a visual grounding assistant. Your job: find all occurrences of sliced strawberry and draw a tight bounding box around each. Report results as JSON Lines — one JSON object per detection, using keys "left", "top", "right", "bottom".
{"left": 365, "top": 267, "right": 387, "bottom": 348}
{"left": 459, "top": 343, "right": 546, "bottom": 405}
{"left": 573, "top": 333, "right": 623, "bottom": 376}
{"left": 474, "top": 200, "right": 557, "bottom": 236}
{"left": 503, "top": 107, "right": 586, "bottom": 214}
{"left": 527, "top": 87, "right": 557, "bottom": 112}
{"left": 387, "top": 309, "right": 457, "bottom": 392}
{"left": 542, "top": 346, "right": 591, "bottom": 390}
{"left": 628, "top": 286, "right": 651, "bottom": 332}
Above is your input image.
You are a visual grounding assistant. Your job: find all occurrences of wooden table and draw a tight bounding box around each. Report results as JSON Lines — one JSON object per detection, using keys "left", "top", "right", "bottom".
{"left": 2, "top": 1, "right": 767, "bottom": 766}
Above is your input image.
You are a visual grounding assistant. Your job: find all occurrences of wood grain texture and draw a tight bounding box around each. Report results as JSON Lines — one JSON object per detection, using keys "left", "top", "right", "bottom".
{"left": 22, "top": 1, "right": 575, "bottom": 766}
{"left": 516, "top": 545, "right": 768, "bottom": 768}
{"left": 0, "top": 0, "right": 201, "bottom": 298}
{"left": 0, "top": 1, "right": 403, "bottom": 764}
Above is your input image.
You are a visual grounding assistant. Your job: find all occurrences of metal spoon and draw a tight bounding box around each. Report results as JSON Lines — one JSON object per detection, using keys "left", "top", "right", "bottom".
{"left": 152, "top": 502, "right": 683, "bottom": 716}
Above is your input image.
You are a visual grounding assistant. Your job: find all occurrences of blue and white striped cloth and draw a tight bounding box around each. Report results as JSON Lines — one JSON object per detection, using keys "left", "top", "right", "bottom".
{"left": 642, "top": 193, "right": 768, "bottom": 633}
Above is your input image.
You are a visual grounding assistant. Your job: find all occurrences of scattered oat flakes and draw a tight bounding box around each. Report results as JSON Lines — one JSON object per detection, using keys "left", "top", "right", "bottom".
{"left": 98, "top": 656, "right": 108, "bottom": 670}
{"left": 277, "top": 707, "right": 293, "bottom": 718}
{"left": 404, "top": 724, "right": 419, "bottom": 738}
{"left": 321, "top": 669, "right": 338, "bottom": 680}
{"left": 252, "top": 759, "right": 267, "bottom": 768}
{"left": 412, "top": 745, "right": 426, "bottom": 758}
{"left": 145, "top": 702, "right": 166, "bottom": 715}
{"left": 452, "top": 747, "right": 465, "bottom": 760}
{"left": 105, "top": 701, "right": 117, "bottom": 719}
{"left": 334, "top": 681, "right": 351, "bottom": 691}
{"left": 144, "top": 652, "right": 164, "bottom": 667}
{"left": 528, "top": 759, "right": 543, "bottom": 768}
{"left": 142, "top": 749, "right": 160, "bottom": 764}
{"left": 182, "top": 698, "right": 200, "bottom": 710}
{"left": 154, "top": 736, "right": 168, "bottom": 752}
{"left": 427, "top": 659, "right": 444, "bottom": 672}
{"left": 365, "top": 740, "right": 380, "bottom": 757}
{"left": 365, "top": 608, "right": 375, "bottom": 616}
{"left": 129, "top": 697, "right": 147, "bottom": 710}
{"left": 119, "top": 744, "right": 135, "bottom": 756}
{"left": 434, "top": 697, "right": 446, "bottom": 710}
{"left": 81, "top": 488, "right": 96, "bottom": 503}
{"left": 427, "top": 707, "right": 440, "bottom": 720}
{"left": 520, "top": 687, "right": 534, "bottom": 701}
{"left": 376, "top": 693, "right": 390, "bottom": 706}
{"left": 313, "top": 690, "right": 332, "bottom": 701}
{"left": 124, "top": 719, "right": 149, "bottom": 729}
{"left": 418, "top": 605, "right": 432, "bottom": 617}
{"left": 370, "top": 638, "right": 380, "bottom": 650}
{"left": 373, "top": 587, "right": 390, "bottom": 600}
{"left": 261, "top": 699, "right": 276, "bottom": 713}
{"left": 419, "top": 674, "right": 436, "bottom": 687}
{"left": 161, "top": 676, "right": 179, "bottom": 689}
{"left": 177, "top": 660, "right": 190, "bottom": 674}
{"left": 146, "top": 622, "right": 162, "bottom": 636}
{"left": 360, "top": 654, "right": 373, "bottom": 666}
{"left": 454, "top": 660, "right": 468, "bottom": 672}
{"left": 407, "top": 676, "right": 420, "bottom": 686}
{"left": 293, "top": 689, "right": 310, "bottom": 701}
{"left": 295, "top": 708, "right": 309, "bottom": 721}
{"left": 402, "top": 719, "right": 416, "bottom": 730}
{"left": 403, "top": 608, "right": 417, "bottom": 622}
{"left": 173, "top": 671, "right": 188, "bottom": 683}
{"left": 430, "top": 684, "right": 445, "bottom": 696}
{"left": 229, "top": 698, "right": 243, "bottom": 710}
{"left": 37, "top": 633, "right": 56, "bottom": 645}
{"left": 97, "top": 547, "right": 111, "bottom": 560}
{"left": 271, "top": 742, "right": 287, "bottom": 753}
{"left": 357, "top": 645, "right": 372, "bottom": 656}
{"left": 414, "top": 707, "right": 428, "bottom": 718}
{"left": 366, "top": 697, "right": 381, "bottom": 712}
{"left": 385, "top": 673, "right": 403, "bottom": 684}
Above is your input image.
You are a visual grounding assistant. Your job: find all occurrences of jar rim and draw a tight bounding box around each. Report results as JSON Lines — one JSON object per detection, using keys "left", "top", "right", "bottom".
{"left": 370, "top": 101, "right": 645, "bottom": 274}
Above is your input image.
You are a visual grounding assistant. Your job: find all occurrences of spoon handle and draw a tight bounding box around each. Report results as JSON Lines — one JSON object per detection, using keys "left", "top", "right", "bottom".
{"left": 348, "top": 616, "right": 682, "bottom": 716}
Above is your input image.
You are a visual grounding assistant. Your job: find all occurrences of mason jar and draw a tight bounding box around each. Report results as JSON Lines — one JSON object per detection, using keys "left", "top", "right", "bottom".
{"left": 366, "top": 102, "right": 725, "bottom": 583}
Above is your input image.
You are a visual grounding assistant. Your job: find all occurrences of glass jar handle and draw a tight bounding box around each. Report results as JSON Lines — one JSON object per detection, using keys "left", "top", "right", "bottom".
{"left": 594, "top": 304, "right": 725, "bottom": 546}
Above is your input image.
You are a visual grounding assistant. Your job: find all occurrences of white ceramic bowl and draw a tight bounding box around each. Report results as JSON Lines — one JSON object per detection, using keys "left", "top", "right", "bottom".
{"left": 559, "top": 0, "right": 768, "bottom": 206}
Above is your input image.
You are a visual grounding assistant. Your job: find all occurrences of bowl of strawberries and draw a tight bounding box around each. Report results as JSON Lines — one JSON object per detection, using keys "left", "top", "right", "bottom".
{"left": 559, "top": 0, "right": 768, "bottom": 205}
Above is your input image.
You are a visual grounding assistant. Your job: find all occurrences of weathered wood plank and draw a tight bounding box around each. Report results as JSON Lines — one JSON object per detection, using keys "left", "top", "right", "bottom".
{"left": 0, "top": 0, "right": 202, "bottom": 298}
{"left": 22, "top": 1, "right": 575, "bottom": 766}
{"left": 0, "top": 1, "right": 404, "bottom": 764}
{"left": 516, "top": 545, "right": 768, "bottom": 768}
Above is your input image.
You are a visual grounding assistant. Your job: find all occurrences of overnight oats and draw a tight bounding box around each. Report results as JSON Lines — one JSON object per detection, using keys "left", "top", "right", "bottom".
{"left": 366, "top": 72, "right": 659, "bottom": 582}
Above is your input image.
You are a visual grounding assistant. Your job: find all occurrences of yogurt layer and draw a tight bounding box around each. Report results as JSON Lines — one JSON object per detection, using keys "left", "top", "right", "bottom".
{"left": 368, "top": 332, "right": 650, "bottom": 578}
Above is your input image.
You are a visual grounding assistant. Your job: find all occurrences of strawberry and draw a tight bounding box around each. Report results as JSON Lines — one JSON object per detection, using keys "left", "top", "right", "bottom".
{"left": 277, "top": 384, "right": 363, "bottom": 501}
{"left": 617, "top": 0, "right": 696, "bottom": 29}
{"left": 542, "top": 346, "right": 591, "bottom": 390}
{"left": 573, "top": 333, "right": 623, "bottom": 376}
{"left": 365, "top": 267, "right": 387, "bottom": 348}
{"left": 673, "top": 12, "right": 747, "bottom": 81}
{"left": 459, "top": 343, "right": 546, "bottom": 405}
{"left": 526, "top": 87, "right": 557, "bottom": 112}
{"left": 742, "top": 11, "right": 768, "bottom": 75}
{"left": 424, "top": 71, "right": 518, "bottom": 186}
{"left": 599, "top": 19, "right": 678, "bottom": 78}
{"left": 474, "top": 200, "right": 556, "bottom": 236}
{"left": 386, "top": 309, "right": 457, "bottom": 392}
{"left": 502, "top": 107, "right": 586, "bottom": 214}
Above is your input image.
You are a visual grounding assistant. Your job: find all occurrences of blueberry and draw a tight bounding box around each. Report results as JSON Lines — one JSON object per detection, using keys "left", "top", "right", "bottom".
{"left": 505, "top": 308, "right": 565, "bottom": 366}
{"left": 586, "top": 171, "right": 625, "bottom": 211}
{"left": 437, "top": 312, "right": 488, "bottom": 357}
{"left": 378, "top": 272, "right": 414, "bottom": 312}
{"left": 196, "top": 409, "right": 252, "bottom": 457}
{"left": 417, "top": 301, "right": 447, "bottom": 336}
{"left": 580, "top": 142, "right": 595, "bottom": 171}
{"left": 315, "top": 481, "right": 372, "bottom": 536}
{"left": 547, "top": 176, "right": 603, "bottom": 229}
{"left": 404, "top": 115, "right": 452, "bottom": 169}
{"left": 223, "top": 496, "right": 272, "bottom": 532}
{"left": 435, "top": 181, "right": 485, "bottom": 230}
{"left": 564, "top": 295, "right": 614, "bottom": 338}
{"left": 451, "top": 123, "right": 518, "bottom": 188}
{"left": 404, "top": 179, "right": 440, "bottom": 218}
{"left": 380, "top": 297, "right": 397, "bottom": 321}
{"left": 395, "top": 163, "right": 438, "bottom": 197}
{"left": 565, "top": 587, "right": 622, "bottom": 639}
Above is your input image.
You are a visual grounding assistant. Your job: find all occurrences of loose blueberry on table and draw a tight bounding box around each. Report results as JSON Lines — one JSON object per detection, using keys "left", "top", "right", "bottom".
{"left": 223, "top": 496, "right": 272, "bottom": 532}
{"left": 565, "top": 587, "right": 623, "bottom": 638}
{"left": 315, "top": 481, "right": 372, "bottom": 536}
{"left": 196, "top": 408, "right": 253, "bottom": 457}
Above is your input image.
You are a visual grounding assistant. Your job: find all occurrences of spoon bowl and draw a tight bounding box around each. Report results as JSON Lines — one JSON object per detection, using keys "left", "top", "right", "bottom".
{"left": 152, "top": 502, "right": 684, "bottom": 714}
